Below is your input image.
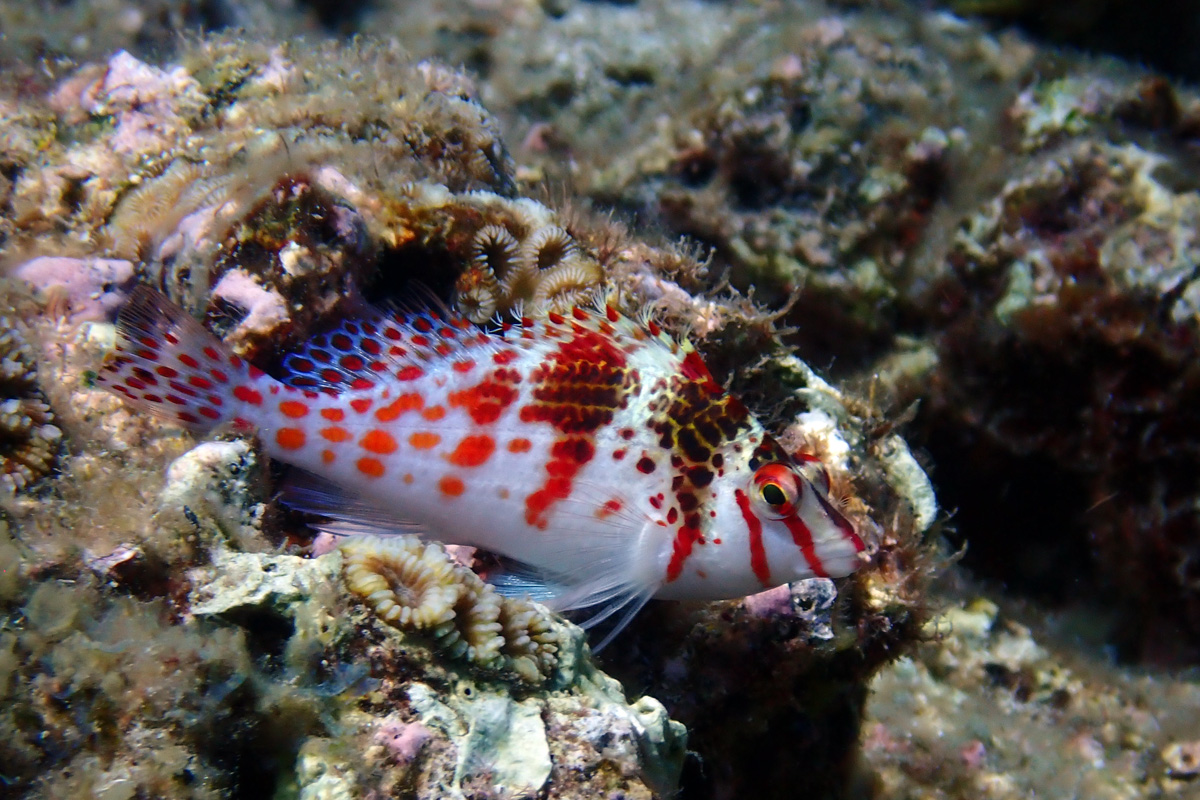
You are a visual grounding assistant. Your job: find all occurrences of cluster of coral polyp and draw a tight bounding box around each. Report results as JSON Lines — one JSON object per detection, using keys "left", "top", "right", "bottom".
{"left": 342, "top": 535, "right": 561, "bottom": 683}
{"left": 0, "top": 319, "right": 61, "bottom": 494}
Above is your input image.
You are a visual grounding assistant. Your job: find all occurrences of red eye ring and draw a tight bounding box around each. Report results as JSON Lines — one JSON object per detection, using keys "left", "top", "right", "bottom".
{"left": 750, "top": 463, "right": 800, "bottom": 519}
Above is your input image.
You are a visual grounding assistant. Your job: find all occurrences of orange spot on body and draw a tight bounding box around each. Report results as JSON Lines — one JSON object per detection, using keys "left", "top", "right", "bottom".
{"left": 279, "top": 400, "right": 309, "bottom": 418}
{"left": 409, "top": 431, "right": 441, "bottom": 450}
{"left": 360, "top": 429, "right": 398, "bottom": 455}
{"left": 446, "top": 435, "right": 495, "bottom": 468}
{"left": 357, "top": 457, "right": 385, "bottom": 478}
{"left": 376, "top": 393, "right": 423, "bottom": 422}
{"left": 320, "top": 426, "right": 351, "bottom": 442}
{"left": 439, "top": 475, "right": 464, "bottom": 497}
{"left": 276, "top": 427, "right": 306, "bottom": 450}
{"left": 421, "top": 405, "right": 446, "bottom": 421}
{"left": 403, "top": 473, "right": 414, "bottom": 484}
{"left": 321, "top": 407, "right": 345, "bottom": 422}
{"left": 452, "top": 359, "right": 476, "bottom": 373}
{"left": 498, "top": 487, "right": 510, "bottom": 499}
{"left": 507, "top": 438, "right": 532, "bottom": 453}
{"left": 321, "top": 449, "right": 335, "bottom": 464}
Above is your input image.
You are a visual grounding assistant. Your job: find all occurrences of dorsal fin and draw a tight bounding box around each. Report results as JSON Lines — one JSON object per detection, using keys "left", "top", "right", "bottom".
{"left": 281, "top": 305, "right": 494, "bottom": 392}
{"left": 280, "top": 299, "right": 683, "bottom": 394}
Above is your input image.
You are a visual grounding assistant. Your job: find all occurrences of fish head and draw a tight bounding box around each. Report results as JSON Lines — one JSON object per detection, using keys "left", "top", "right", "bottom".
{"left": 737, "top": 449, "right": 865, "bottom": 581}
{"left": 657, "top": 431, "right": 867, "bottom": 599}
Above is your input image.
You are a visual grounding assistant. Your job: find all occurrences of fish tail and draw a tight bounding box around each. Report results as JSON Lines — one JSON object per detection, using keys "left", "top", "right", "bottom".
{"left": 97, "top": 286, "right": 272, "bottom": 434}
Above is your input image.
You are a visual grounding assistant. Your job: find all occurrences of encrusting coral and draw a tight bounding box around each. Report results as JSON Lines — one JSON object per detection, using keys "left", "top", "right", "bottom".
{"left": 341, "top": 534, "right": 560, "bottom": 682}
{"left": 0, "top": 319, "right": 61, "bottom": 494}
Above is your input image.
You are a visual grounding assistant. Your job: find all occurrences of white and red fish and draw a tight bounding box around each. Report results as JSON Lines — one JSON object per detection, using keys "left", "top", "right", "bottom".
{"left": 99, "top": 286, "right": 866, "bottom": 640}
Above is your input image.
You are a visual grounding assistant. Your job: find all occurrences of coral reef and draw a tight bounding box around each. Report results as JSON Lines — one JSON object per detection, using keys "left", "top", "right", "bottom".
{"left": 0, "top": 318, "right": 61, "bottom": 494}
{"left": 31, "top": 1, "right": 1200, "bottom": 797}
{"left": 341, "top": 534, "right": 561, "bottom": 682}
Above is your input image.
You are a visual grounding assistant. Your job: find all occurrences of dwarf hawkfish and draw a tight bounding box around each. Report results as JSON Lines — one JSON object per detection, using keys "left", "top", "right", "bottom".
{"left": 99, "top": 286, "right": 866, "bottom": 643}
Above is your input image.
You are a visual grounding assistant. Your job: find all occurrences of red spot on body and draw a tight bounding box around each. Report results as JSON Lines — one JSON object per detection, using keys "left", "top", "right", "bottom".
{"left": 203, "top": 346, "right": 220, "bottom": 361}
{"left": 396, "top": 365, "right": 424, "bottom": 381}
{"left": 349, "top": 398, "right": 373, "bottom": 414}
{"left": 280, "top": 400, "right": 309, "bottom": 418}
{"left": 525, "top": 437, "right": 595, "bottom": 529}
{"left": 276, "top": 427, "right": 306, "bottom": 450}
{"left": 446, "top": 435, "right": 495, "bottom": 467}
{"left": 493, "top": 350, "right": 518, "bottom": 365}
{"left": 177, "top": 411, "right": 199, "bottom": 424}
{"left": 321, "top": 407, "right": 345, "bottom": 422}
{"left": 439, "top": 475, "right": 464, "bottom": 497}
{"left": 598, "top": 498, "right": 622, "bottom": 518}
{"left": 613, "top": 449, "right": 626, "bottom": 460}
{"left": 199, "top": 406, "right": 221, "bottom": 420}
{"left": 452, "top": 359, "right": 476, "bottom": 373}
{"left": 187, "top": 375, "right": 213, "bottom": 390}
{"left": 360, "top": 430, "right": 398, "bottom": 455}
{"left": 155, "top": 366, "right": 178, "bottom": 378}
{"left": 606, "top": 305, "right": 619, "bottom": 323}
{"left": 376, "top": 393, "right": 423, "bottom": 422}
{"left": 448, "top": 375, "right": 519, "bottom": 425}
{"left": 507, "top": 438, "right": 532, "bottom": 453}
{"left": 178, "top": 353, "right": 200, "bottom": 369}
{"left": 340, "top": 355, "right": 365, "bottom": 371}
{"left": 322, "top": 449, "right": 335, "bottom": 464}
{"left": 637, "top": 457, "right": 656, "bottom": 474}
{"left": 357, "top": 457, "right": 385, "bottom": 478}
{"left": 233, "top": 386, "right": 263, "bottom": 405}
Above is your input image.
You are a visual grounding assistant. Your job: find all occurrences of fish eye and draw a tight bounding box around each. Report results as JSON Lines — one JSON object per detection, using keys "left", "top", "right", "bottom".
{"left": 761, "top": 482, "right": 788, "bottom": 506}
{"left": 750, "top": 463, "right": 800, "bottom": 520}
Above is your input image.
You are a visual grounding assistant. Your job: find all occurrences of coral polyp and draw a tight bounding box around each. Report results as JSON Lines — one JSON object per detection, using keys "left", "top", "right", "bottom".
{"left": 342, "top": 535, "right": 460, "bottom": 631}
{"left": 0, "top": 320, "right": 61, "bottom": 494}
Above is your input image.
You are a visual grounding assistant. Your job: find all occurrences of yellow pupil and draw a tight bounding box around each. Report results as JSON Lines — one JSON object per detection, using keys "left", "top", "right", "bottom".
{"left": 761, "top": 483, "right": 787, "bottom": 506}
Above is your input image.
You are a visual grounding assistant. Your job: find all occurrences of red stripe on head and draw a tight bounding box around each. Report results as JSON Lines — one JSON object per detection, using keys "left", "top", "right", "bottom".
{"left": 735, "top": 489, "right": 771, "bottom": 587}
{"left": 782, "top": 514, "right": 828, "bottom": 578}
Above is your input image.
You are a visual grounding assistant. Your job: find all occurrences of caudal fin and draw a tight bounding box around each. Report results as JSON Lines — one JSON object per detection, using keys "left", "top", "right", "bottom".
{"left": 97, "top": 286, "right": 266, "bottom": 434}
